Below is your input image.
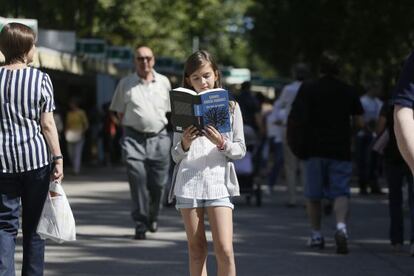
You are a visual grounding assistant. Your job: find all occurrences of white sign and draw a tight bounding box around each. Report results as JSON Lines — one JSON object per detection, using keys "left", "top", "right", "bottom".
{"left": 221, "top": 67, "right": 251, "bottom": 85}
{"left": 0, "top": 17, "right": 38, "bottom": 34}
{"left": 38, "top": 29, "right": 76, "bottom": 53}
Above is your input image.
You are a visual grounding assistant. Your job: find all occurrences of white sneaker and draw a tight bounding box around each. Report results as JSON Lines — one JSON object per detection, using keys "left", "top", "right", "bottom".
{"left": 307, "top": 235, "right": 325, "bottom": 249}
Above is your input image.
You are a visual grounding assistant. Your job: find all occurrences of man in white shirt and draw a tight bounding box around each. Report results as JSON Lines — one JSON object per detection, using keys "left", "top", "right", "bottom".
{"left": 276, "top": 63, "right": 308, "bottom": 207}
{"left": 110, "top": 46, "right": 172, "bottom": 239}
{"left": 356, "top": 80, "right": 383, "bottom": 195}
{"left": 265, "top": 96, "right": 285, "bottom": 192}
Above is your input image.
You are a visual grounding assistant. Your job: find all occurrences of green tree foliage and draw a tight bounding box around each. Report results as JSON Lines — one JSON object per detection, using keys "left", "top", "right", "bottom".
{"left": 1, "top": 0, "right": 254, "bottom": 67}
{"left": 0, "top": 0, "right": 99, "bottom": 36}
{"left": 249, "top": 0, "right": 414, "bottom": 88}
{"left": 94, "top": 0, "right": 254, "bottom": 65}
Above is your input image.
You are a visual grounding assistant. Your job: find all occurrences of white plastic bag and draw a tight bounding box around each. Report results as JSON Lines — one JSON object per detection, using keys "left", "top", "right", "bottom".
{"left": 37, "top": 181, "right": 76, "bottom": 243}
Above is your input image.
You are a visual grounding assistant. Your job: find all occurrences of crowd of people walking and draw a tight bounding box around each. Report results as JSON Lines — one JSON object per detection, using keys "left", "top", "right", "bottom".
{"left": 1, "top": 21, "right": 414, "bottom": 276}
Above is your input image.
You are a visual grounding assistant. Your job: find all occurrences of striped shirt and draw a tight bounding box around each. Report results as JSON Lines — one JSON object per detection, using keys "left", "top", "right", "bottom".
{"left": 0, "top": 67, "right": 55, "bottom": 173}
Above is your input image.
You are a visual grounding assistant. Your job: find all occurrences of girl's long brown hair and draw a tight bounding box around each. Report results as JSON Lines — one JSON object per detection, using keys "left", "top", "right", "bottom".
{"left": 182, "top": 50, "right": 236, "bottom": 115}
{"left": 182, "top": 50, "right": 222, "bottom": 89}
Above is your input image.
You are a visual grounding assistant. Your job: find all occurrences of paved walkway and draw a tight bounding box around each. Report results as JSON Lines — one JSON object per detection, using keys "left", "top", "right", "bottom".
{"left": 15, "top": 167, "right": 414, "bottom": 275}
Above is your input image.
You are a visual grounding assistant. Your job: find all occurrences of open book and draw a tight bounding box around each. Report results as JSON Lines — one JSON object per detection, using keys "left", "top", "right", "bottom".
{"left": 169, "top": 87, "right": 231, "bottom": 133}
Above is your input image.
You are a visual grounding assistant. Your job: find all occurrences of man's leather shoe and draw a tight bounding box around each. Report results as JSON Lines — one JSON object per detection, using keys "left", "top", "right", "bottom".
{"left": 149, "top": 221, "right": 158, "bottom": 233}
{"left": 134, "top": 231, "right": 146, "bottom": 240}
{"left": 134, "top": 224, "right": 147, "bottom": 239}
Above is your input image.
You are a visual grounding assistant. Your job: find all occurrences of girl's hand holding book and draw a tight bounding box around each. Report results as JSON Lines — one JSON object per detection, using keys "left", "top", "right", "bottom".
{"left": 203, "top": 125, "right": 225, "bottom": 149}
{"left": 181, "top": 125, "right": 200, "bottom": 151}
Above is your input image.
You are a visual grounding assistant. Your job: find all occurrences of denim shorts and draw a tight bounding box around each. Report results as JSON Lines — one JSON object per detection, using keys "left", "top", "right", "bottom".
{"left": 175, "top": 196, "right": 234, "bottom": 210}
{"left": 304, "top": 157, "right": 352, "bottom": 199}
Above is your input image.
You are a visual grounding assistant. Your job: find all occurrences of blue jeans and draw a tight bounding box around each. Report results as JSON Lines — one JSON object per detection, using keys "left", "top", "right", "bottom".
{"left": 385, "top": 163, "right": 414, "bottom": 245}
{"left": 0, "top": 165, "right": 50, "bottom": 276}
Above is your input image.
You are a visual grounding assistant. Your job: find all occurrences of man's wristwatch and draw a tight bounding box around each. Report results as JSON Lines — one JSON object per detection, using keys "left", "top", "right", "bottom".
{"left": 52, "top": 155, "right": 63, "bottom": 162}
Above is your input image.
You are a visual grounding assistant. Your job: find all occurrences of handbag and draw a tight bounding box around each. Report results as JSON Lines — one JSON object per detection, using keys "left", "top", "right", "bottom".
{"left": 65, "top": 129, "right": 83, "bottom": 143}
{"left": 37, "top": 181, "right": 76, "bottom": 243}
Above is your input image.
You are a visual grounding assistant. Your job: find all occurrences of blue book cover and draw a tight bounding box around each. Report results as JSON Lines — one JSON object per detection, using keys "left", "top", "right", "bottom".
{"left": 170, "top": 87, "right": 231, "bottom": 133}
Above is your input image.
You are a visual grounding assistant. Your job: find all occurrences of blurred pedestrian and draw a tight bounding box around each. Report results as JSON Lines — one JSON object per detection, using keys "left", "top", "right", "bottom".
{"left": 277, "top": 63, "right": 309, "bottom": 207}
{"left": 236, "top": 82, "right": 264, "bottom": 183}
{"left": 288, "top": 51, "right": 364, "bottom": 254}
{"left": 88, "top": 104, "right": 103, "bottom": 165}
{"left": 102, "top": 102, "right": 119, "bottom": 166}
{"left": 266, "top": 91, "right": 285, "bottom": 193}
{"left": 392, "top": 50, "right": 414, "bottom": 256}
{"left": 170, "top": 50, "right": 246, "bottom": 276}
{"left": 356, "top": 79, "right": 384, "bottom": 194}
{"left": 65, "top": 98, "right": 89, "bottom": 174}
{"left": 256, "top": 93, "right": 273, "bottom": 179}
{"left": 236, "top": 81, "right": 262, "bottom": 133}
{"left": 109, "top": 45, "right": 171, "bottom": 240}
{"left": 0, "top": 22, "right": 64, "bottom": 275}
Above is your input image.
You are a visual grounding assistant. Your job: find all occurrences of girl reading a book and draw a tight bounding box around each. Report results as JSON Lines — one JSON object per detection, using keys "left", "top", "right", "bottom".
{"left": 170, "top": 50, "right": 246, "bottom": 276}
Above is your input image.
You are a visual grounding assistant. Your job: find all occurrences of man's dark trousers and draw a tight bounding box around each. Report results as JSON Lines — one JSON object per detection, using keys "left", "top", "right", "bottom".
{"left": 122, "top": 128, "right": 171, "bottom": 232}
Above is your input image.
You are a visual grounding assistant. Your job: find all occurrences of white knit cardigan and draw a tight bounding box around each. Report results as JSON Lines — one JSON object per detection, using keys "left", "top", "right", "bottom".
{"left": 168, "top": 102, "right": 246, "bottom": 202}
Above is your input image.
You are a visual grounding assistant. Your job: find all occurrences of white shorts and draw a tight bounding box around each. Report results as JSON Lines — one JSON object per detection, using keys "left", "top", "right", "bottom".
{"left": 175, "top": 196, "right": 234, "bottom": 210}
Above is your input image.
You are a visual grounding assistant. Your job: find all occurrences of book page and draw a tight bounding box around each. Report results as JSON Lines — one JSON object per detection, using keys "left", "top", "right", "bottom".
{"left": 172, "top": 87, "right": 198, "bottom": 95}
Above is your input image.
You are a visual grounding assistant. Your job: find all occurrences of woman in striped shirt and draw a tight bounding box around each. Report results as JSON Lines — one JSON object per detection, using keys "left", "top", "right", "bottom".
{"left": 0, "top": 23, "right": 63, "bottom": 275}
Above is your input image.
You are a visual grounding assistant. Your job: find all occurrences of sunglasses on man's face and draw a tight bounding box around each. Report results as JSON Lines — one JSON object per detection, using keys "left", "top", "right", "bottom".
{"left": 136, "top": 56, "right": 153, "bottom": 62}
